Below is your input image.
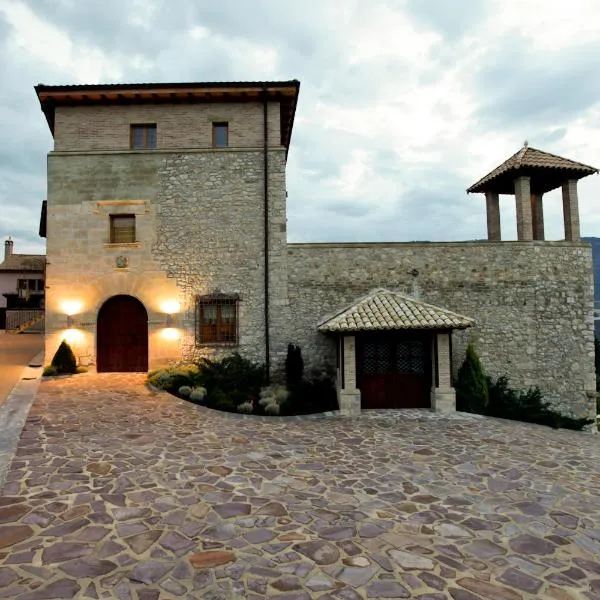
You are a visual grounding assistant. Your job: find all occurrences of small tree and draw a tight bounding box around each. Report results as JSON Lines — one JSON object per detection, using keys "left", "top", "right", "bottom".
{"left": 285, "top": 344, "right": 304, "bottom": 387}
{"left": 455, "top": 342, "right": 488, "bottom": 414}
{"left": 51, "top": 340, "right": 77, "bottom": 374}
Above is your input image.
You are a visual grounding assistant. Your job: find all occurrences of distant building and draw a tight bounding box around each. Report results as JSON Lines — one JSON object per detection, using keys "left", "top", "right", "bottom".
{"left": 0, "top": 238, "right": 45, "bottom": 328}
{"left": 35, "top": 80, "right": 597, "bottom": 419}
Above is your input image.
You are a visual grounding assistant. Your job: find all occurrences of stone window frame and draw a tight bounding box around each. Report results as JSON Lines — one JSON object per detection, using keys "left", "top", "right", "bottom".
{"left": 195, "top": 292, "right": 240, "bottom": 346}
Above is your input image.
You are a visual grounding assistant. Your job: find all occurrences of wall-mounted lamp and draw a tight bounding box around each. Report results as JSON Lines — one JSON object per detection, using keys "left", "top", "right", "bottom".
{"left": 160, "top": 300, "right": 180, "bottom": 328}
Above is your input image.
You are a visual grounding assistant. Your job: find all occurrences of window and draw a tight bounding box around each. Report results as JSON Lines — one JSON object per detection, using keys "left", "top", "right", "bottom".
{"left": 110, "top": 215, "right": 136, "bottom": 243}
{"left": 195, "top": 293, "right": 239, "bottom": 345}
{"left": 130, "top": 124, "right": 157, "bottom": 149}
{"left": 212, "top": 122, "right": 228, "bottom": 148}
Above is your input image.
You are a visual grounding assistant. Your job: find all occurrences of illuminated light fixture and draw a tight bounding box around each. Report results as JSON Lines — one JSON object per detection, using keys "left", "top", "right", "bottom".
{"left": 160, "top": 300, "right": 180, "bottom": 327}
{"left": 66, "top": 315, "right": 74, "bottom": 327}
{"left": 60, "top": 300, "right": 83, "bottom": 316}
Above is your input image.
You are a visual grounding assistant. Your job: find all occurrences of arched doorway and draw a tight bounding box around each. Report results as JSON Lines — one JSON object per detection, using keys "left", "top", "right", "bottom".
{"left": 97, "top": 295, "right": 148, "bottom": 372}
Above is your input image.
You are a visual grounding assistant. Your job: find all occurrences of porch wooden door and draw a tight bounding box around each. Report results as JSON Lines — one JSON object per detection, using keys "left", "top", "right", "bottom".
{"left": 97, "top": 295, "right": 148, "bottom": 372}
{"left": 357, "top": 332, "right": 431, "bottom": 409}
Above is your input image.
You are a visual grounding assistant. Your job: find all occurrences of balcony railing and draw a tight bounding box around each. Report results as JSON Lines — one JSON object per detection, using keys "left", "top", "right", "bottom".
{"left": 6, "top": 309, "right": 44, "bottom": 332}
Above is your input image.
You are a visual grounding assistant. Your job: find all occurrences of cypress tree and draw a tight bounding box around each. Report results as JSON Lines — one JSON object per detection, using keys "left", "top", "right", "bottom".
{"left": 455, "top": 342, "right": 488, "bottom": 414}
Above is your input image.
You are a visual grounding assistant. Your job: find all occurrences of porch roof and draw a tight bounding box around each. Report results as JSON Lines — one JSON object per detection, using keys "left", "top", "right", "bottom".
{"left": 317, "top": 289, "right": 475, "bottom": 332}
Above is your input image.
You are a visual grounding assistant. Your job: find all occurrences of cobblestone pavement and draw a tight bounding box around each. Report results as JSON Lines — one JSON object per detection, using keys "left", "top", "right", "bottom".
{"left": 1, "top": 374, "right": 600, "bottom": 599}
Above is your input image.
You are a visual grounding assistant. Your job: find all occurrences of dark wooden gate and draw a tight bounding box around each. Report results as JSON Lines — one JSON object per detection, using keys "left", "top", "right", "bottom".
{"left": 357, "top": 332, "right": 431, "bottom": 409}
{"left": 97, "top": 295, "right": 148, "bottom": 372}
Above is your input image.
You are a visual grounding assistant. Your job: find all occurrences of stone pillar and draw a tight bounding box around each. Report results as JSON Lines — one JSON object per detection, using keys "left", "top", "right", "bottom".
{"left": 431, "top": 332, "right": 456, "bottom": 413}
{"left": 485, "top": 191, "right": 501, "bottom": 240}
{"left": 338, "top": 335, "right": 361, "bottom": 416}
{"left": 562, "top": 179, "right": 580, "bottom": 241}
{"left": 531, "top": 193, "right": 545, "bottom": 240}
{"left": 514, "top": 176, "right": 533, "bottom": 241}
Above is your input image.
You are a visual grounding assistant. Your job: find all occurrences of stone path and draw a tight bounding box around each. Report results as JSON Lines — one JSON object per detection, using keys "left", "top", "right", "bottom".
{"left": 1, "top": 373, "right": 600, "bottom": 599}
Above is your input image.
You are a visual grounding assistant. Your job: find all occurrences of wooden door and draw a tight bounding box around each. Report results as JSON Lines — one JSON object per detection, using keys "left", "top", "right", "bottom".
{"left": 357, "top": 332, "right": 431, "bottom": 409}
{"left": 97, "top": 295, "right": 148, "bottom": 372}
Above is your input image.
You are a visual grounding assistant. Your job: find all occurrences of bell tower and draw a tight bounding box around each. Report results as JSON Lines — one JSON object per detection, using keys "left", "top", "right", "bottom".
{"left": 468, "top": 143, "right": 597, "bottom": 241}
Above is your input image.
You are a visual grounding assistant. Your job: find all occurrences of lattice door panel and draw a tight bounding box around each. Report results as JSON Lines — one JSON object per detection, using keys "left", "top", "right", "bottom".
{"left": 395, "top": 340, "right": 426, "bottom": 375}
{"left": 362, "top": 341, "right": 394, "bottom": 375}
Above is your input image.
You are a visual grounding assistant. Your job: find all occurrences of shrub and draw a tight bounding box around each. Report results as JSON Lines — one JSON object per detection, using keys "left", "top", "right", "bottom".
{"left": 196, "top": 353, "right": 266, "bottom": 399}
{"left": 178, "top": 385, "right": 192, "bottom": 397}
{"left": 486, "top": 375, "right": 593, "bottom": 431}
{"left": 189, "top": 387, "right": 207, "bottom": 402}
{"left": 50, "top": 340, "right": 77, "bottom": 375}
{"left": 237, "top": 401, "right": 254, "bottom": 414}
{"left": 264, "top": 402, "right": 280, "bottom": 415}
{"left": 42, "top": 365, "right": 58, "bottom": 377}
{"left": 148, "top": 365, "right": 199, "bottom": 392}
{"left": 455, "top": 342, "right": 488, "bottom": 414}
{"left": 285, "top": 344, "right": 304, "bottom": 387}
{"left": 283, "top": 372, "right": 338, "bottom": 416}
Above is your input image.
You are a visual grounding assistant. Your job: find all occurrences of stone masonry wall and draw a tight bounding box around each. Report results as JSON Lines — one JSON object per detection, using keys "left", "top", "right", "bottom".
{"left": 287, "top": 241, "right": 596, "bottom": 419}
{"left": 53, "top": 103, "right": 281, "bottom": 152}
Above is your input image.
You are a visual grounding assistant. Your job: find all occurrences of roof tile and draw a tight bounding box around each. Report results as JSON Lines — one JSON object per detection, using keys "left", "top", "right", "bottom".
{"left": 318, "top": 289, "right": 475, "bottom": 332}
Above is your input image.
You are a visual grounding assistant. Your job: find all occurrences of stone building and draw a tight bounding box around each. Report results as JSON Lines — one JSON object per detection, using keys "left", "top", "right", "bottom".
{"left": 36, "top": 81, "right": 597, "bottom": 418}
{"left": 0, "top": 238, "right": 45, "bottom": 329}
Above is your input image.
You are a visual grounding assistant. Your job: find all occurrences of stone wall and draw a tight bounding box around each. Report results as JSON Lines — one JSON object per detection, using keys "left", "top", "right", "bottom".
{"left": 286, "top": 241, "right": 596, "bottom": 418}
{"left": 53, "top": 102, "right": 282, "bottom": 152}
{"left": 45, "top": 143, "right": 288, "bottom": 370}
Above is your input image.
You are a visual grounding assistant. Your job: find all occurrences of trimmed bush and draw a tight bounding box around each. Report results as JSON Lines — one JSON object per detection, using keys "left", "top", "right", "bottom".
{"left": 42, "top": 365, "right": 58, "bottom": 377}
{"left": 178, "top": 385, "right": 192, "bottom": 397}
{"left": 237, "top": 401, "right": 253, "bottom": 414}
{"left": 189, "top": 387, "right": 207, "bottom": 402}
{"left": 455, "top": 342, "right": 488, "bottom": 414}
{"left": 50, "top": 340, "right": 77, "bottom": 375}
{"left": 285, "top": 344, "right": 304, "bottom": 387}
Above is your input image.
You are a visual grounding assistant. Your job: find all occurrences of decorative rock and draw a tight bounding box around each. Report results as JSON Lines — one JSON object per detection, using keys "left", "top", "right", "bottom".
{"left": 509, "top": 534, "right": 556, "bottom": 556}
{"left": 0, "top": 567, "right": 18, "bottom": 588}
{"left": 189, "top": 551, "right": 236, "bottom": 569}
{"left": 42, "top": 542, "right": 93, "bottom": 564}
{"left": 59, "top": 558, "right": 117, "bottom": 578}
{"left": 342, "top": 556, "right": 370, "bottom": 567}
{"left": 15, "top": 578, "right": 81, "bottom": 600}
{"left": 213, "top": 503, "right": 251, "bottom": 519}
{"left": 294, "top": 541, "right": 340, "bottom": 565}
{"left": 124, "top": 530, "right": 162, "bottom": 554}
{"left": 0, "top": 525, "right": 33, "bottom": 548}
{"left": 112, "top": 507, "right": 151, "bottom": 521}
{"left": 367, "top": 580, "right": 411, "bottom": 598}
{"left": 498, "top": 568, "right": 543, "bottom": 593}
{"left": 457, "top": 577, "right": 522, "bottom": 600}
{"left": 129, "top": 561, "right": 174, "bottom": 584}
{"left": 0, "top": 504, "right": 29, "bottom": 524}
{"left": 389, "top": 549, "right": 435, "bottom": 570}
{"left": 86, "top": 462, "right": 112, "bottom": 476}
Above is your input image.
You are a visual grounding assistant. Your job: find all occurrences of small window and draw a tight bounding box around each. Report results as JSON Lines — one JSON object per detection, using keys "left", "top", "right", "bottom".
{"left": 130, "top": 124, "right": 157, "bottom": 149}
{"left": 195, "top": 293, "right": 239, "bottom": 345}
{"left": 212, "top": 122, "right": 228, "bottom": 148}
{"left": 110, "top": 214, "right": 136, "bottom": 243}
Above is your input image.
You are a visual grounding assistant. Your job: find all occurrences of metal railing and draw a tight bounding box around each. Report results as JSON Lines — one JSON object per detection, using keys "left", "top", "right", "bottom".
{"left": 5, "top": 309, "right": 44, "bottom": 332}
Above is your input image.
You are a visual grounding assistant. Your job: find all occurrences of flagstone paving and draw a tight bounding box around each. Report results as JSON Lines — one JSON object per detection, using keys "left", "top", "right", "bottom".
{"left": 1, "top": 373, "right": 600, "bottom": 599}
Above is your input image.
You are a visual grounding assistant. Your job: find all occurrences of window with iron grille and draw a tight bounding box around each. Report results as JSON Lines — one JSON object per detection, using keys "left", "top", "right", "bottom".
{"left": 130, "top": 124, "right": 157, "bottom": 149}
{"left": 110, "top": 214, "right": 136, "bottom": 243}
{"left": 195, "top": 293, "right": 239, "bottom": 345}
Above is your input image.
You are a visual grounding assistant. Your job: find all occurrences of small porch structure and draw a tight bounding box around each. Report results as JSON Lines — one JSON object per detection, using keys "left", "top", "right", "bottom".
{"left": 467, "top": 143, "right": 597, "bottom": 241}
{"left": 318, "top": 289, "right": 474, "bottom": 416}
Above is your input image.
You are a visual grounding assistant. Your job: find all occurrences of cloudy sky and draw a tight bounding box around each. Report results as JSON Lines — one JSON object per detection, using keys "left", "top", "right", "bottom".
{"left": 1, "top": 0, "right": 600, "bottom": 255}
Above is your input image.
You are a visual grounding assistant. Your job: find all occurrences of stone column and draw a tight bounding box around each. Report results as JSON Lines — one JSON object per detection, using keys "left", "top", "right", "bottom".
{"left": 514, "top": 176, "right": 533, "bottom": 241}
{"left": 562, "top": 179, "right": 580, "bottom": 241}
{"left": 531, "top": 193, "right": 545, "bottom": 240}
{"left": 431, "top": 332, "right": 456, "bottom": 413}
{"left": 485, "top": 191, "right": 501, "bottom": 241}
{"left": 338, "top": 335, "right": 361, "bottom": 416}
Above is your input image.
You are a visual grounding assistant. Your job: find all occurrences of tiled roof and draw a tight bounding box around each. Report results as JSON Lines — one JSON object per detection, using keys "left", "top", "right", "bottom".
{"left": 0, "top": 254, "right": 45, "bottom": 272}
{"left": 318, "top": 289, "right": 475, "bottom": 332}
{"left": 468, "top": 144, "right": 598, "bottom": 193}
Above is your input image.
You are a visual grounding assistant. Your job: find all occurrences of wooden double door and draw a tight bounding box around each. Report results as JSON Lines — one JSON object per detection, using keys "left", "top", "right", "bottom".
{"left": 97, "top": 295, "right": 148, "bottom": 372}
{"left": 357, "top": 332, "right": 431, "bottom": 409}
